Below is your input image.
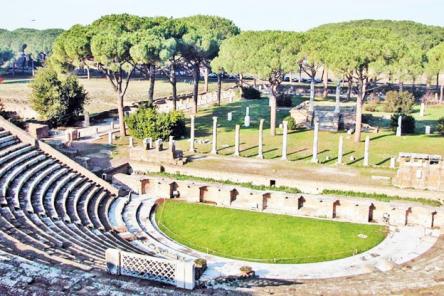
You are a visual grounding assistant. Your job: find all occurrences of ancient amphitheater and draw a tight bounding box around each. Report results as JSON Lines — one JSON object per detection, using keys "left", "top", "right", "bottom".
{"left": 0, "top": 116, "right": 443, "bottom": 296}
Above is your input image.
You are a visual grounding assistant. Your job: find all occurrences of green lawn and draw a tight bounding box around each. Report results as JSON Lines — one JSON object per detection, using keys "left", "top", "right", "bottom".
{"left": 155, "top": 200, "right": 387, "bottom": 264}
{"left": 175, "top": 98, "right": 444, "bottom": 168}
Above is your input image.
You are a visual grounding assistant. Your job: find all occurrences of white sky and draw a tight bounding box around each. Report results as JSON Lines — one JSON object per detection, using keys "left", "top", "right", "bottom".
{"left": 2, "top": 0, "right": 443, "bottom": 31}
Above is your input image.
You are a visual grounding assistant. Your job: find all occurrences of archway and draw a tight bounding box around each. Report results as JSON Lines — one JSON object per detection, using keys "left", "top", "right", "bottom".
{"left": 368, "top": 203, "right": 376, "bottom": 222}
{"left": 332, "top": 200, "right": 340, "bottom": 218}
{"left": 405, "top": 207, "right": 412, "bottom": 226}
{"left": 298, "top": 196, "right": 306, "bottom": 210}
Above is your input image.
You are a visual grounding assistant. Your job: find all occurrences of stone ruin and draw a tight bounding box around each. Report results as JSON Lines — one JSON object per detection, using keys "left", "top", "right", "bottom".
{"left": 129, "top": 136, "right": 186, "bottom": 166}
{"left": 290, "top": 101, "right": 356, "bottom": 132}
{"left": 393, "top": 153, "right": 444, "bottom": 192}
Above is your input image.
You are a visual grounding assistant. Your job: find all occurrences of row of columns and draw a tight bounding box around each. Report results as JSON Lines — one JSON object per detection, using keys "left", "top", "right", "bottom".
{"left": 192, "top": 116, "right": 385, "bottom": 167}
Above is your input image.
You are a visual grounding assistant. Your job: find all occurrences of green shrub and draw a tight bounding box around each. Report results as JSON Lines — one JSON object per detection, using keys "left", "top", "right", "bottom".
{"left": 241, "top": 87, "right": 261, "bottom": 99}
{"left": 390, "top": 113, "right": 415, "bottom": 134}
{"left": 126, "top": 107, "right": 186, "bottom": 140}
{"left": 284, "top": 116, "right": 297, "bottom": 130}
{"left": 30, "top": 67, "right": 87, "bottom": 125}
{"left": 383, "top": 91, "right": 415, "bottom": 113}
{"left": 437, "top": 117, "right": 444, "bottom": 135}
{"left": 364, "top": 95, "right": 380, "bottom": 112}
{"left": 276, "top": 94, "right": 293, "bottom": 107}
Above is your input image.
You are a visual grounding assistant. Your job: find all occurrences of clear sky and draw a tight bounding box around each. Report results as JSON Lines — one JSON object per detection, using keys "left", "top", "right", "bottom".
{"left": 2, "top": 0, "right": 443, "bottom": 31}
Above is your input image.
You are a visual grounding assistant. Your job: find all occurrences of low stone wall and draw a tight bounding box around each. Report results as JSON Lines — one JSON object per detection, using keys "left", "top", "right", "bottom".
{"left": 106, "top": 249, "right": 195, "bottom": 290}
{"left": 393, "top": 157, "right": 444, "bottom": 192}
{"left": 117, "top": 174, "right": 444, "bottom": 230}
{"left": 0, "top": 116, "right": 120, "bottom": 196}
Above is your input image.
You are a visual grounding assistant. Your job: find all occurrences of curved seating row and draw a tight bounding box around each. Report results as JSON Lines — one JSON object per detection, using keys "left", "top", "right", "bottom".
{"left": 0, "top": 129, "right": 146, "bottom": 272}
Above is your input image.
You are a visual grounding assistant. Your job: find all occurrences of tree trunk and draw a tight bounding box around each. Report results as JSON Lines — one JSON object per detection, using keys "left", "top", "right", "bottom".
{"left": 322, "top": 67, "right": 328, "bottom": 98}
{"left": 192, "top": 64, "right": 200, "bottom": 114}
{"left": 440, "top": 84, "right": 443, "bottom": 104}
{"left": 204, "top": 67, "right": 209, "bottom": 93}
{"left": 170, "top": 64, "right": 177, "bottom": 111}
{"left": 117, "top": 92, "right": 126, "bottom": 137}
{"left": 217, "top": 73, "right": 222, "bottom": 106}
{"left": 347, "top": 79, "right": 352, "bottom": 101}
{"left": 270, "top": 84, "right": 278, "bottom": 136}
{"left": 353, "top": 80, "right": 366, "bottom": 143}
{"left": 437, "top": 73, "right": 440, "bottom": 90}
{"left": 148, "top": 64, "right": 156, "bottom": 105}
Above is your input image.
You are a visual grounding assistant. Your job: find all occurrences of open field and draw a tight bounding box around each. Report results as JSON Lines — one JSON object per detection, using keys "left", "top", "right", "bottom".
{"left": 0, "top": 77, "right": 236, "bottom": 115}
{"left": 156, "top": 200, "right": 387, "bottom": 264}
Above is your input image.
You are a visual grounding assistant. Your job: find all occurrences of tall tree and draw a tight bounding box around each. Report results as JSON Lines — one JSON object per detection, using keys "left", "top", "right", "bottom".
{"left": 180, "top": 15, "right": 240, "bottom": 114}
{"left": 215, "top": 31, "right": 303, "bottom": 136}
{"left": 426, "top": 42, "right": 444, "bottom": 101}
{"left": 325, "top": 27, "right": 409, "bottom": 143}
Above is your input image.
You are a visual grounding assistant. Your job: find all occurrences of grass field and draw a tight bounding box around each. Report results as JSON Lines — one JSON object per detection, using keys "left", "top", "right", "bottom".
{"left": 155, "top": 200, "right": 387, "bottom": 264}
{"left": 173, "top": 97, "right": 444, "bottom": 168}
{"left": 0, "top": 77, "right": 236, "bottom": 114}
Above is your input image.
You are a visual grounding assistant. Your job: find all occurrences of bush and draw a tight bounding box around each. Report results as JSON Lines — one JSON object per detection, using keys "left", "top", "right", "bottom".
{"left": 383, "top": 91, "right": 415, "bottom": 113}
{"left": 30, "top": 67, "right": 87, "bottom": 126}
{"left": 241, "top": 87, "right": 261, "bottom": 100}
{"left": 437, "top": 117, "right": 444, "bottom": 135}
{"left": 364, "top": 95, "right": 380, "bottom": 112}
{"left": 284, "top": 116, "right": 297, "bottom": 130}
{"left": 276, "top": 94, "right": 293, "bottom": 107}
{"left": 126, "top": 107, "right": 186, "bottom": 140}
{"left": 390, "top": 113, "right": 416, "bottom": 134}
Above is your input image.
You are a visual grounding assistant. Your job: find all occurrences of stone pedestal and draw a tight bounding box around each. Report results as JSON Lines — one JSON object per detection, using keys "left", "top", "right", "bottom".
{"left": 84, "top": 111, "right": 90, "bottom": 128}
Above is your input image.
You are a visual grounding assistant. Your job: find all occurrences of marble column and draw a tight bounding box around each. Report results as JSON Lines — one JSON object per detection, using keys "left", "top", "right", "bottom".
{"left": 334, "top": 83, "right": 341, "bottom": 113}
{"left": 234, "top": 124, "right": 240, "bottom": 156}
{"left": 396, "top": 116, "right": 402, "bottom": 137}
{"left": 281, "top": 121, "right": 288, "bottom": 160}
{"left": 169, "top": 136, "right": 176, "bottom": 154}
{"left": 309, "top": 80, "right": 315, "bottom": 112}
{"left": 420, "top": 102, "right": 425, "bottom": 117}
{"left": 189, "top": 115, "right": 195, "bottom": 152}
{"left": 84, "top": 111, "right": 90, "bottom": 128}
{"left": 108, "top": 132, "right": 113, "bottom": 145}
{"left": 128, "top": 137, "right": 134, "bottom": 148}
{"left": 363, "top": 136, "right": 370, "bottom": 167}
{"left": 337, "top": 135, "right": 343, "bottom": 165}
{"left": 258, "top": 119, "right": 264, "bottom": 159}
{"left": 311, "top": 121, "right": 319, "bottom": 163}
{"left": 244, "top": 107, "right": 251, "bottom": 127}
{"left": 211, "top": 116, "right": 218, "bottom": 154}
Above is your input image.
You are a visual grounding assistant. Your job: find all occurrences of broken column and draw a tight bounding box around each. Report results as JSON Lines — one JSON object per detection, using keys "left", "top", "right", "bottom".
{"left": 169, "top": 136, "right": 176, "bottom": 154}
{"left": 281, "top": 121, "right": 288, "bottom": 160}
{"left": 311, "top": 120, "right": 319, "bottom": 163}
{"left": 108, "top": 132, "right": 113, "bottom": 145}
{"left": 334, "top": 83, "right": 341, "bottom": 113}
{"left": 234, "top": 124, "right": 240, "bottom": 156}
{"left": 396, "top": 116, "right": 402, "bottom": 137}
{"left": 337, "top": 135, "right": 344, "bottom": 165}
{"left": 211, "top": 116, "right": 218, "bottom": 155}
{"left": 227, "top": 112, "right": 233, "bottom": 122}
{"left": 128, "top": 137, "right": 134, "bottom": 148}
{"left": 258, "top": 119, "right": 264, "bottom": 159}
{"left": 84, "top": 111, "right": 90, "bottom": 127}
{"left": 309, "top": 80, "right": 315, "bottom": 112}
{"left": 244, "top": 107, "right": 251, "bottom": 127}
{"left": 155, "top": 139, "right": 163, "bottom": 151}
{"left": 189, "top": 115, "right": 195, "bottom": 152}
{"left": 420, "top": 102, "right": 425, "bottom": 117}
{"left": 363, "top": 136, "right": 370, "bottom": 167}
{"left": 390, "top": 157, "right": 396, "bottom": 169}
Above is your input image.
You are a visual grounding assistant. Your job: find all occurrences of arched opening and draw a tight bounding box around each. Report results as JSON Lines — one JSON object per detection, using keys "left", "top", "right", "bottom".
{"left": 170, "top": 182, "right": 179, "bottom": 198}
{"left": 368, "top": 203, "right": 376, "bottom": 222}
{"left": 199, "top": 186, "right": 207, "bottom": 203}
{"left": 405, "top": 207, "right": 412, "bottom": 226}
{"left": 431, "top": 211, "right": 437, "bottom": 228}
{"left": 298, "top": 196, "right": 305, "bottom": 210}
{"left": 230, "top": 189, "right": 239, "bottom": 203}
{"left": 262, "top": 193, "right": 271, "bottom": 210}
{"left": 332, "top": 200, "right": 340, "bottom": 218}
